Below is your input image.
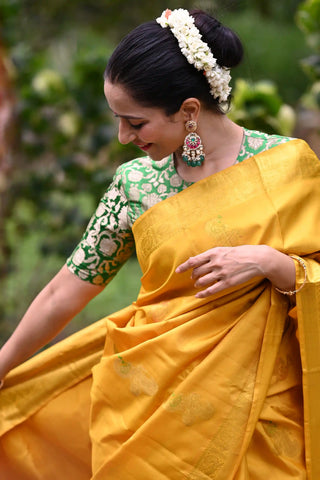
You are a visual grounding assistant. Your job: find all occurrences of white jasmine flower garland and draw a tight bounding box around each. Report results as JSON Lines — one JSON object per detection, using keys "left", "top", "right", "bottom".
{"left": 156, "top": 9, "right": 231, "bottom": 102}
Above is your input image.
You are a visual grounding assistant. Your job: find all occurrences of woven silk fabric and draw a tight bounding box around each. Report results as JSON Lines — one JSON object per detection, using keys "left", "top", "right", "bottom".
{"left": 0, "top": 139, "right": 319, "bottom": 479}
{"left": 66, "top": 129, "right": 290, "bottom": 286}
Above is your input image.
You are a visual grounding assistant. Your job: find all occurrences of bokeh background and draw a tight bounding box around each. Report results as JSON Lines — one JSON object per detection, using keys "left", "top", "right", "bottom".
{"left": 0, "top": 0, "right": 319, "bottom": 343}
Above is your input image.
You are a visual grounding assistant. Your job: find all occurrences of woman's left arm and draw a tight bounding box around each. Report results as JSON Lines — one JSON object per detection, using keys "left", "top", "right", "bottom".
{"left": 176, "top": 245, "right": 296, "bottom": 298}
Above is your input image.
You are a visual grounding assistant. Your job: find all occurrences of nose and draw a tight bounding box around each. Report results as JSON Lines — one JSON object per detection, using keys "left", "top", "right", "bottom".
{"left": 118, "top": 118, "right": 136, "bottom": 145}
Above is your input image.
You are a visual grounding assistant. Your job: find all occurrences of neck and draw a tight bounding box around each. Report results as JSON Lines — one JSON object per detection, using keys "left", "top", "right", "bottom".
{"left": 175, "top": 114, "right": 244, "bottom": 183}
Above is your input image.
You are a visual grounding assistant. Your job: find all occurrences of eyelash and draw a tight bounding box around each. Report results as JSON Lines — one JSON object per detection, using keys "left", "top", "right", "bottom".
{"left": 113, "top": 114, "right": 144, "bottom": 130}
{"left": 129, "top": 123, "right": 144, "bottom": 130}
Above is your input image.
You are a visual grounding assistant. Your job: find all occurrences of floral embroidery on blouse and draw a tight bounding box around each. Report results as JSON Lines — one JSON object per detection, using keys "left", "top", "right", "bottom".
{"left": 66, "top": 129, "right": 292, "bottom": 285}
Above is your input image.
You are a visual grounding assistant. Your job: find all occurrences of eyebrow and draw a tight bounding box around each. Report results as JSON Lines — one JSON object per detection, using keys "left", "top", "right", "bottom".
{"left": 112, "top": 110, "right": 145, "bottom": 120}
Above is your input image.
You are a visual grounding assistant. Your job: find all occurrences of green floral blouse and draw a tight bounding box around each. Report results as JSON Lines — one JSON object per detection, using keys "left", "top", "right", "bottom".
{"left": 66, "top": 129, "right": 292, "bottom": 285}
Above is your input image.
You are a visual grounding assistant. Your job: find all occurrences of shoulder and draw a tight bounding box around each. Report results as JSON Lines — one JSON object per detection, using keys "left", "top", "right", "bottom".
{"left": 252, "top": 136, "right": 320, "bottom": 186}
{"left": 237, "top": 128, "right": 295, "bottom": 163}
{"left": 98, "top": 156, "right": 154, "bottom": 202}
{"left": 246, "top": 129, "right": 318, "bottom": 161}
{"left": 244, "top": 128, "right": 292, "bottom": 148}
{"left": 113, "top": 155, "right": 172, "bottom": 196}
{"left": 115, "top": 155, "right": 171, "bottom": 179}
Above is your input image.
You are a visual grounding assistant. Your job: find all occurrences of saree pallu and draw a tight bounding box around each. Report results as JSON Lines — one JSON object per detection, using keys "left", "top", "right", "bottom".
{"left": 0, "top": 139, "right": 319, "bottom": 479}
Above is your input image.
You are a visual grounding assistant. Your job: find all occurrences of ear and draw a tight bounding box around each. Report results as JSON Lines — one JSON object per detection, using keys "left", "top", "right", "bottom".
{"left": 179, "top": 98, "right": 201, "bottom": 122}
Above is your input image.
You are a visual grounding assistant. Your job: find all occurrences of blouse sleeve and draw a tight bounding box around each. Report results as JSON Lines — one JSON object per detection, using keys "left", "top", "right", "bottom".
{"left": 66, "top": 166, "right": 135, "bottom": 286}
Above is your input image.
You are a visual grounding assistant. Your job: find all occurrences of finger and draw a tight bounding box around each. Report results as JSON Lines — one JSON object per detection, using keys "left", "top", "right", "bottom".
{"left": 176, "top": 255, "right": 209, "bottom": 273}
{"left": 195, "top": 270, "right": 254, "bottom": 298}
{"left": 194, "top": 272, "right": 220, "bottom": 287}
{"left": 195, "top": 281, "right": 222, "bottom": 298}
{"left": 191, "top": 263, "right": 217, "bottom": 280}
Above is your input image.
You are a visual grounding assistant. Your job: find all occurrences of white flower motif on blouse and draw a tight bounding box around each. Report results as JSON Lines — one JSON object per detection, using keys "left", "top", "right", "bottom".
{"left": 142, "top": 183, "right": 153, "bottom": 193}
{"left": 247, "top": 136, "right": 264, "bottom": 149}
{"left": 157, "top": 184, "right": 168, "bottom": 194}
{"left": 99, "top": 238, "right": 117, "bottom": 255}
{"left": 128, "top": 185, "right": 141, "bottom": 201}
{"left": 128, "top": 170, "right": 144, "bottom": 182}
{"left": 107, "top": 215, "right": 117, "bottom": 229}
{"left": 118, "top": 205, "right": 130, "bottom": 230}
{"left": 73, "top": 247, "right": 86, "bottom": 266}
{"left": 107, "top": 185, "right": 121, "bottom": 201}
{"left": 142, "top": 192, "right": 162, "bottom": 209}
{"left": 86, "top": 231, "right": 97, "bottom": 248}
{"left": 170, "top": 174, "right": 183, "bottom": 187}
{"left": 96, "top": 202, "right": 107, "bottom": 217}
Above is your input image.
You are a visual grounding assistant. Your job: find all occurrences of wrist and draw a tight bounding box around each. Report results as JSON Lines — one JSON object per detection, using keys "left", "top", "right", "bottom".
{"left": 275, "top": 255, "right": 307, "bottom": 295}
{"left": 0, "top": 344, "right": 18, "bottom": 380}
{"left": 256, "top": 245, "right": 278, "bottom": 278}
{"left": 258, "top": 246, "right": 296, "bottom": 291}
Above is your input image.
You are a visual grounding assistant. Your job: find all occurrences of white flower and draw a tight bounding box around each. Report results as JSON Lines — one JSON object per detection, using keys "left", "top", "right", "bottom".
{"left": 156, "top": 9, "right": 231, "bottom": 103}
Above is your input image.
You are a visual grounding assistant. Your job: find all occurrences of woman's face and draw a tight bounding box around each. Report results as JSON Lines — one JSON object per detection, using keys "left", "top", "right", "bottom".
{"left": 104, "top": 81, "right": 186, "bottom": 161}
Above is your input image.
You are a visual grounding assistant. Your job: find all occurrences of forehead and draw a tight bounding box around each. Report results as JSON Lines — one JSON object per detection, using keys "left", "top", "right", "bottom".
{"left": 103, "top": 81, "right": 172, "bottom": 121}
{"left": 104, "top": 81, "right": 146, "bottom": 114}
{"left": 104, "top": 81, "right": 129, "bottom": 103}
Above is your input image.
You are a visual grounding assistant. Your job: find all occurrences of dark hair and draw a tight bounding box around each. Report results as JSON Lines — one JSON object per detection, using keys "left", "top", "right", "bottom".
{"left": 105, "top": 10, "right": 243, "bottom": 115}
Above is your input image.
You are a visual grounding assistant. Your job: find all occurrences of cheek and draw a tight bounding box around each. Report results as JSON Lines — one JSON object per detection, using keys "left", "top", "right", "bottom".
{"left": 139, "top": 125, "right": 156, "bottom": 140}
{"left": 169, "top": 125, "right": 186, "bottom": 146}
{"left": 141, "top": 120, "right": 185, "bottom": 146}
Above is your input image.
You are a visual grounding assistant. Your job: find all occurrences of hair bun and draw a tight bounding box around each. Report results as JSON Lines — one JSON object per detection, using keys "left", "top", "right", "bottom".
{"left": 191, "top": 10, "right": 244, "bottom": 69}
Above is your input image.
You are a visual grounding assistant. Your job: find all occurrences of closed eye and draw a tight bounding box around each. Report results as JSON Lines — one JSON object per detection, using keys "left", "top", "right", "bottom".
{"left": 129, "top": 122, "right": 144, "bottom": 130}
{"left": 112, "top": 113, "right": 145, "bottom": 130}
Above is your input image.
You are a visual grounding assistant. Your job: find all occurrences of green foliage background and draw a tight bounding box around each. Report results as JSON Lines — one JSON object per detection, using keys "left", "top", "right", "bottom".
{"left": 0, "top": 0, "right": 319, "bottom": 343}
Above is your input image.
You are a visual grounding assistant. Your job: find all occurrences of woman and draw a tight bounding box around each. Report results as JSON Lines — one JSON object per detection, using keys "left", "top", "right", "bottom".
{"left": 0, "top": 8, "right": 319, "bottom": 479}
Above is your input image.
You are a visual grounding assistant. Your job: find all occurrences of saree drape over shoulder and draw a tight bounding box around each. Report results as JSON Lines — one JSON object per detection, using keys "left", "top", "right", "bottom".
{"left": 0, "top": 139, "right": 319, "bottom": 479}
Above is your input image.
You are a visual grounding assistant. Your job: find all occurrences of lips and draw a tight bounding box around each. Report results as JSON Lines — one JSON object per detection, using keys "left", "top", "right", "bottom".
{"left": 135, "top": 143, "right": 152, "bottom": 151}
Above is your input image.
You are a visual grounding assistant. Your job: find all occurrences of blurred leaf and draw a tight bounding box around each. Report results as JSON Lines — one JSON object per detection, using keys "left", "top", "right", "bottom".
{"left": 296, "top": 0, "right": 320, "bottom": 37}
{"left": 229, "top": 79, "right": 296, "bottom": 135}
{"left": 301, "top": 54, "right": 320, "bottom": 79}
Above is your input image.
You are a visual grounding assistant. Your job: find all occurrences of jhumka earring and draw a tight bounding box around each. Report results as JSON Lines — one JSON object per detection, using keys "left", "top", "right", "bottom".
{"left": 182, "top": 120, "right": 205, "bottom": 167}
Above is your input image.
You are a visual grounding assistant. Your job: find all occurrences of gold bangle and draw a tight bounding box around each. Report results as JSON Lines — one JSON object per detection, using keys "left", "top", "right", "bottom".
{"left": 275, "top": 255, "right": 307, "bottom": 296}
{"left": 0, "top": 379, "right": 4, "bottom": 389}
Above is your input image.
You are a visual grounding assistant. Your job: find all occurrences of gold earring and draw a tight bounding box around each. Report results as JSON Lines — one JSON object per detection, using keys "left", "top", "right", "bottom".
{"left": 182, "top": 120, "right": 205, "bottom": 167}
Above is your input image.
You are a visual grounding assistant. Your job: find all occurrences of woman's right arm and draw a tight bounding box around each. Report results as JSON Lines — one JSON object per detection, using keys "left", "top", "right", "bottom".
{"left": 0, "top": 265, "right": 105, "bottom": 381}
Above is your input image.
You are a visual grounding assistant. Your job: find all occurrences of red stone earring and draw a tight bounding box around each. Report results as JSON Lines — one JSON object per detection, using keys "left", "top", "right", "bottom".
{"left": 182, "top": 120, "right": 205, "bottom": 167}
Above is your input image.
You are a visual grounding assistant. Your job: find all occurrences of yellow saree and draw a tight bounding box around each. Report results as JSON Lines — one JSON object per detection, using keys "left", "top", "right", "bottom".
{"left": 0, "top": 139, "right": 319, "bottom": 479}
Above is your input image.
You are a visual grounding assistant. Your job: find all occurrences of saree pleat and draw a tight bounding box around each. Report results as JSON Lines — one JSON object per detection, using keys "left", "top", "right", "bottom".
{"left": 0, "top": 139, "right": 319, "bottom": 479}
{"left": 0, "top": 319, "right": 107, "bottom": 479}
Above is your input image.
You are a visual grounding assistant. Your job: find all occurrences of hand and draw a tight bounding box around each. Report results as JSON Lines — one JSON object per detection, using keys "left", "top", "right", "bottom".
{"left": 175, "top": 245, "right": 295, "bottom": 298}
